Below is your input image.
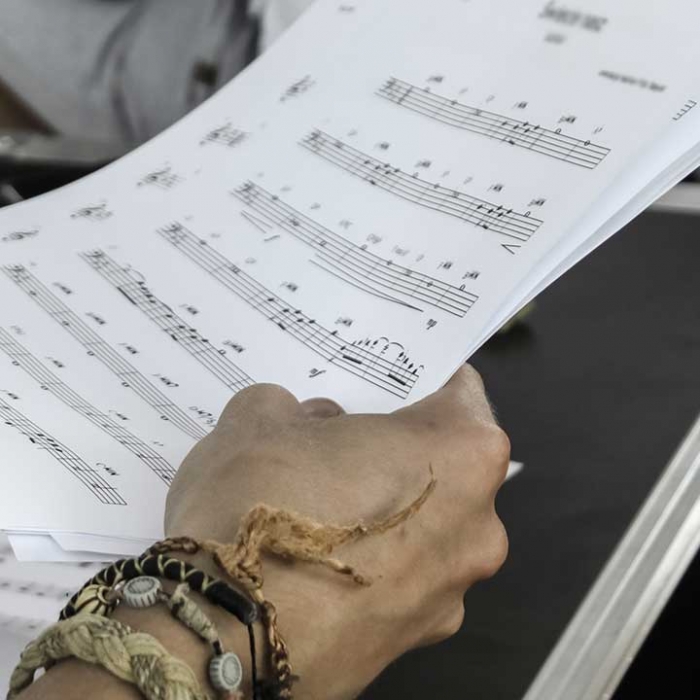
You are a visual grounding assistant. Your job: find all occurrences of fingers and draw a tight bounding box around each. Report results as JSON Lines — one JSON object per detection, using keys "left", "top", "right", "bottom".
{"left": 439, "top": 364, "right": 497, "bottom": 424}
{"left": 217, "top": 383, "right": 303, "bottom": 430}
{"left": 395, "top": 364, "right": 498, "bottom": 430}
{"left": 300, "top": 398, "right": 346, "bottom": 419}
{"left": 216, "top": 364, "right": 495, "bottom": 441}
{"left": 216, "top": 385, "right": 347, "bottom": 432}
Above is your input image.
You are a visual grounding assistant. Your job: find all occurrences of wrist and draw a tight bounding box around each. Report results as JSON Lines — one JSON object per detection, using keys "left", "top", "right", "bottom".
{"left": 17, "top": 566, "right": 259, "bottom": 700}
{"left": 113, "top": 584, "right": 258, "bottom": 697}
{"left": 179, "top": 549, "right": 388, "bottom": 700}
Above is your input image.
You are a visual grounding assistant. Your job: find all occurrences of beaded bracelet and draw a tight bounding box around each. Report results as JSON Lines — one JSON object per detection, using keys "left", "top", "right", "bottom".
{"left": 117, "top": 576, "right": 245, "bottom": 696}
{"left": 59, "top": 553, "right": 261, "bottom": 697}
{"left": 60, "top": 552, "right": 258, "bottom": 625}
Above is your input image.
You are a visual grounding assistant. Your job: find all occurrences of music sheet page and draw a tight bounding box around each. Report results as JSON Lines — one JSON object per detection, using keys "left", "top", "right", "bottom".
{"left": 0, "top": 0, "right": 698, "bottom": 542}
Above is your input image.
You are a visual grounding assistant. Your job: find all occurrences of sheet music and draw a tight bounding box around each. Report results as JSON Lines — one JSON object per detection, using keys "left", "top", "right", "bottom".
{"left": 0, "top": 535, "right": 100, "bottom": 626}
{"left": 0, "top": 533, "right": 104, "bottom": 681}
{"left": 1, "top": 0, "right": 699, "bottom": 542}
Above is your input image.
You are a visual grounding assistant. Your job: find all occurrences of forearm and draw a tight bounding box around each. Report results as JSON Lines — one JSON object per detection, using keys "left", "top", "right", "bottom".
{"left": 14, "top": 554, "right": 383, "bottom": 700}
{"left": 15, "top": 367, "right": 508, "bottom": 699}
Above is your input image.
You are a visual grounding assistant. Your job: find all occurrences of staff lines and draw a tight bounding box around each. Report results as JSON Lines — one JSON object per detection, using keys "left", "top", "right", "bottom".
{"left": 0, "top": 399, "right": 126, "bottom": 505}
{"left": 308, "top": 257, "right": 421, "bottom": 310}
{"left": 2, "top": 265, "right": 206, "bottom": 441}
{"left": 300, "top": 129, "right": 542, "bottom": 242}
{"left": 157, "top": 223, "right": 421, "bottom": 399}
{"left": 378, "top": 77, "right": 610, "bottom": 169}
{"left": 80, "top": 251, "right": 253, "bottom": 395}
{"left": 233, "top": 182, "right": 478, "bottom": 317}
{"left": 0, "top": 329, "right": 176, "bottom": 485}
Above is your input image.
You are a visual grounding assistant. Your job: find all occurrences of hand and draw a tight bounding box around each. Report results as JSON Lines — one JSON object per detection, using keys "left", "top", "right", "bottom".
{"left": 165, "top": 365, "right": 510, "bottom": 700}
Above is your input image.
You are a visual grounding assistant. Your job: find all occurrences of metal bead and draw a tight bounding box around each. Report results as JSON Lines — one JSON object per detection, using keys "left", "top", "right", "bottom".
{"left": 122, "top": 576, "right": 162, "bottom": 608}
{"left": 208, "top": 651, "right": 243, "bottom": 692}
{"left": 73, "top": 584, "right": 115, "bottom": 617}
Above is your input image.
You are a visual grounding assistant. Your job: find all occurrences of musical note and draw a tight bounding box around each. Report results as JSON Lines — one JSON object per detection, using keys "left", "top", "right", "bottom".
{"left": 200, "top": 123, "right": 247, "bottom": 148}
{"left": 674, "top": 99, "right": 698, "bottom": 122}
{"left": 81, "top": 251, "right": 254, "bottom": 394}
{"left": 138, "top": 166, "right": 182, "bottom": 190}
{"left": 157, "top": 223, "right": 422, "bottom": 398}
{"left": 280, "top": 75, "right": 316, "bottom": 102}
{"left": 70, "top": 203, "right": 112, "bottom": 221}
{"left": 2, "top": 265, "right": 206, "bottom": 441}
{"left": 2, "top": 229, "right": 39, "bottom": 243}
{"left": 377, "top": 78, "right": 611, "bottom": 169}
{"left": 0, "top": 329, "right": 176, "bottom": 485}
{"left": 300, "top": 129, "right": 541, "bottom": 242}
{"left": 233, "top": 182, "right": 478, "bottom": 317}
{"left": 0, "top": 399, "right": 126, "bottom": 505}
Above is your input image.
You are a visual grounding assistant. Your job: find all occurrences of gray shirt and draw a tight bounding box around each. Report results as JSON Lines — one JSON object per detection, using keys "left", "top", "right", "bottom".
{"left": 0, "top": 0, "right": 259, "bottom": 144}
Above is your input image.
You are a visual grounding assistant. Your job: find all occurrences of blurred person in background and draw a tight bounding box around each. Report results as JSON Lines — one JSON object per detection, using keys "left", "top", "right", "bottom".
{"left": 0, "top": 0, "right": 314, "bottom": 143}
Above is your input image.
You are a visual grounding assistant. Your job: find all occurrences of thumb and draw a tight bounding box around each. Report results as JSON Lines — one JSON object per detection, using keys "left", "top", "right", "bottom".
{"left": 395, "top": 364, "right": 498, "bottom": 428}
{"left": 300, "top": 397, "right": 346, "bottom": 419}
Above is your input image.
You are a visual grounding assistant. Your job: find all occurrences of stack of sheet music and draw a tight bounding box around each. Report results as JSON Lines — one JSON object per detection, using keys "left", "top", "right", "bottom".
{"left": 0, "top": 534, "right": 101, "bottom": 679}
{"left": 0, "top": 0, "right": 699, "bottom": 562}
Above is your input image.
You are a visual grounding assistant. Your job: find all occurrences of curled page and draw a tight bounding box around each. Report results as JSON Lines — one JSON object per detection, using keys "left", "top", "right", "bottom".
{"left": 0, "top": 0, "right": 698, "bottom": 541}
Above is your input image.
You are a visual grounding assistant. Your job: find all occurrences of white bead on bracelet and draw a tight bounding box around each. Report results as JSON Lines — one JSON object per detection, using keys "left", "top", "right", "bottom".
{"left": 120, "top": 576, "right": 244, "bottom": 694}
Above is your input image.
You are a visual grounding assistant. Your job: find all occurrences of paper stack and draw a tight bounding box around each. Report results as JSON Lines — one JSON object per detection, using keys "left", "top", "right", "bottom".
{"left": 0, "top": 0, "right": 699, "bottom": 561}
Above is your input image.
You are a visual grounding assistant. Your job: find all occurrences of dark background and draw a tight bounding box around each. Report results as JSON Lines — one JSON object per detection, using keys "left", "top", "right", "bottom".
{"left": 362, "top": 210, "right": 700, "bottom": 699}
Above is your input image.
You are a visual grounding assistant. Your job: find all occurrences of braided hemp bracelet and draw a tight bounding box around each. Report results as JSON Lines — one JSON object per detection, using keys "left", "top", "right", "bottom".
{"left": 8, "top": 613, "right": 208, "bottom": 700}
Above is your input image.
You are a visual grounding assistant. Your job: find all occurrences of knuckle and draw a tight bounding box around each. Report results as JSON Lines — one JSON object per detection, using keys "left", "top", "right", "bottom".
{"left": 477, "top": 424, "right": 511, "bottom": 465}
{"left": 235, "top": 382, "right": 297, "bottom": 407}
{"left": 442, "top": 424, "right": 510, "bottom": 481}
{"left": 476, "top": 518, "right": 509, "bottom": 579}
{"left": 461, "top": 363, "right": 485, "bottom": 392}
{"left": 434, "top": 603, "right": 466, "bottom": 641}
{"left": 218, "top": 383, "right": 298, "bottom": 426}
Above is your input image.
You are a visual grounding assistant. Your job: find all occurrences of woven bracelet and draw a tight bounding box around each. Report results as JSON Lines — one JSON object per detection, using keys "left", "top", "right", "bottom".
{"left": 59, "top": 553, "right": 261, "bottom": 697}
{"left": 59, "top": 552, "right": 258, "bottom": 625}
{"left": 8, "top": 613, "right": 209, "bottom": 700}
{"left": 117, "top": 577, "right": 246, "bottom": 696}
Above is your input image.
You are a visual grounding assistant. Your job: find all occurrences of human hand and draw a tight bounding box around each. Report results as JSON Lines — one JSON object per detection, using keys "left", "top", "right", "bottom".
{"left": 165, "top": 364, "right": 510, "bottom": 699}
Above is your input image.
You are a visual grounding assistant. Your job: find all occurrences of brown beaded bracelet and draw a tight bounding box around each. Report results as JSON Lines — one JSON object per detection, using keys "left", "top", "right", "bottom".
{"left": 59, "top": 552, "right": 258, "bottom": 625}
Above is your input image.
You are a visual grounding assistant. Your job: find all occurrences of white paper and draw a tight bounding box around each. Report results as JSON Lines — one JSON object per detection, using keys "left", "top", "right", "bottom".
{"left": 0, "top": 534, "right": 102, "bottom": 683}
{"left": 7, "top": 534, "right": 115, "bottom": 563}
{"left": 0, "top": 535, "right": 100, "bottom": 623}
{"left": 0, "top": 0, "right": 698, "bottom": 543}
{"left": 506, "top": 461, "right": 524, "bottom": 480}
{"left": 52, "top": 533, "right": 152, "bottom": 557}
